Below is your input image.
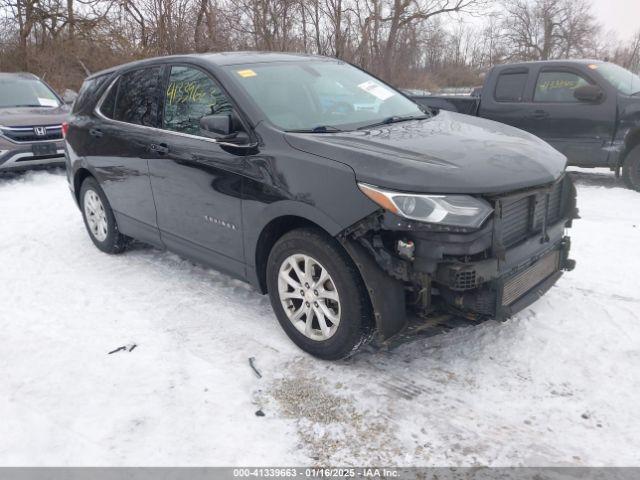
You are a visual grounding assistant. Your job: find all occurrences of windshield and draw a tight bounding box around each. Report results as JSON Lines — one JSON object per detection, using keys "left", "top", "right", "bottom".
{"left": 0, "top": 77, "right": 61, "bottom": 108}
{"left": 226, "top": 60, "right": 424, "bottom": 131}
{"left": 595, "top": 63, "right": 640, "bottom": 96}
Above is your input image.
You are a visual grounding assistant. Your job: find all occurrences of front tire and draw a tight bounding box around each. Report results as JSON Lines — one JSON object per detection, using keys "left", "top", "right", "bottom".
{"left": 266, "top": 228, "right": 374, "bottom": 360}
{"left": 80, "top": 177, "right": 130, "bottom": 254}
{"left": 622, "top": 145, "right": 640, "bottom": 192}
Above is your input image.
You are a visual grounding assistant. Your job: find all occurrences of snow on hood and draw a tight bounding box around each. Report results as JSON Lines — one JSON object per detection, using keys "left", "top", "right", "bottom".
{"left": 285, "top": 110, "right": 567, "bottom": 195}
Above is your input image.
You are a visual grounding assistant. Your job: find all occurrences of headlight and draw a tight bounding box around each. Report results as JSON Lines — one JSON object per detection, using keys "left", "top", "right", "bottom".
{"left": 358, "top": 183, "right": 493, "bottom": 229}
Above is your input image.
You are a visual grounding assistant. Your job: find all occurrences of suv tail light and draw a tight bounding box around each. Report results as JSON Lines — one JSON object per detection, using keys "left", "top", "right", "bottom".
{"left": 61, "top": 122, "right": 69, "bottom": 138}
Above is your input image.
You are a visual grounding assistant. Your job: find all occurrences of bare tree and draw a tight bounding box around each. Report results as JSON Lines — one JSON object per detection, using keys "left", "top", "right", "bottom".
{"left": 1, "top": 0, "right": 637, "bottom": 93}
{"left": 611, "top": 30, "right": 640, "bottom": 73}
{"left": 501, "top": 0, "right": 599, "bottom": 61}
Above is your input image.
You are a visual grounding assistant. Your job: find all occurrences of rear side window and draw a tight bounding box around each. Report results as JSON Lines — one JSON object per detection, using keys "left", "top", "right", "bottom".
{"left": 494, "top": 72, "right": 528, "bottom": 102}
{"left": 112, "top": 67, "right": 163, "bottom": 127}
{"left": 534, "top": 71, "right": 590, "bottom": 103}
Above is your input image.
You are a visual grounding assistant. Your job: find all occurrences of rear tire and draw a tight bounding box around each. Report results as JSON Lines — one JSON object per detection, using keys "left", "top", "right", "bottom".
{"left": 622, "top": 145, "right": 640, "bottom": 192}
{"left": 80, "top": 177, "right": 130, "bottom": 254}
{"left": 266, "top": 228, "right": 374, "bottom": 360}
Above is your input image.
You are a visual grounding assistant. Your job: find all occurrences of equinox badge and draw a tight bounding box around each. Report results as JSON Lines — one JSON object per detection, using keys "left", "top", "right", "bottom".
{"left": 205, "top": 215, "right": 237, "bottom": 230}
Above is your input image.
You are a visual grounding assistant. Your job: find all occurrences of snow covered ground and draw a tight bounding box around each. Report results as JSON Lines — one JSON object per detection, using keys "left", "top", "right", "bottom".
{"left": 0, "top": 167, "right": 638, "bottom": 466}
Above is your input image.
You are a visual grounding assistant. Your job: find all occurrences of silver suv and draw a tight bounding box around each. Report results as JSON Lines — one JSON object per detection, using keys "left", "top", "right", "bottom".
{"left": 0, "top": 73, "right": 71, "bottom": 171}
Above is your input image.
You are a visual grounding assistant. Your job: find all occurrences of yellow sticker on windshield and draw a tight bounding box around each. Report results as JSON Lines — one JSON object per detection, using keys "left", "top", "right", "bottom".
{"left": 588, "top": 64, "right": 599, "bottom": 70}
{"left": 237, "top": 69, "right": 257, "bottom": 78}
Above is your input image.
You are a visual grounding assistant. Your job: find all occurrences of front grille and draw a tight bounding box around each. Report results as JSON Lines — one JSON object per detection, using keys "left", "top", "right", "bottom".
{"left": 501, "top": 196, "right": 531, "bottom": 246}
{"left": 502, "top": 250, "right": 560, "bottom": 306}
{"left": 1, "top": 125, "right": 63, "bottom": 143}
{"left": 498, "top": 178, "right": 567, "bottom": 248}
{"left": 453, "top": 270, "right": 477, "bottom": 290}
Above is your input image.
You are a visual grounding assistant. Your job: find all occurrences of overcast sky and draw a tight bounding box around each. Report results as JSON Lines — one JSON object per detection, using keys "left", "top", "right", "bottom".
{"left": 591, "top": 0, "right": 640, "bottom": 41}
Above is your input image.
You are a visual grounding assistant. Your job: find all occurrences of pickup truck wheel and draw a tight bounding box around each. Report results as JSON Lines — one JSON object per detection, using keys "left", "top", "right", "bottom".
{"left": 80, "top": 177, "right": 130, "bottom": 254}
{"left": 266, "top": 228, "right": 374, "bottom": 360}
{"left": 622, "top": 146, "right": 640, "bottom": 192}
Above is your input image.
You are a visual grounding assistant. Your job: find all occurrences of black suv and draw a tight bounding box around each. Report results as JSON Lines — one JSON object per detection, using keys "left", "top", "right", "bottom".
{"left": 65, "top": 52, "right": 577, "bottom": 360}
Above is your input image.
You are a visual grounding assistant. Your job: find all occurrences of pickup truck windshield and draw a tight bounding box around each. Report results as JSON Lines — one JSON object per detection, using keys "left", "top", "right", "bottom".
{"left": 226, "top": 60, "right": 424, "bottom": 131}
{"left": 0, "top": 77, "right": 61, "bottom": 108}
{"left": 596, "top": 63, "right": 640, "bottom": 96}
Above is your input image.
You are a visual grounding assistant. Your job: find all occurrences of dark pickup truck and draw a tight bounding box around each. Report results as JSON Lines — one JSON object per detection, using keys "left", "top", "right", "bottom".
{"left": 411, "top": 60, "right": 640, "bottom": 191}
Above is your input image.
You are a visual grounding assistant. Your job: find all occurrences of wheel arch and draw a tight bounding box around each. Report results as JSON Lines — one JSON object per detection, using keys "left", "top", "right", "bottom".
{"left": 73, "top": 167, "right": 94, "bottom": 205}
{"left": 622, "top": 128, "right": 640, "bottom": 164}
{"left": 621, "top": 130, "right": 640, "bottom": 190}
{"left": 253, "top": 215, "right": 334, "bottom": 294}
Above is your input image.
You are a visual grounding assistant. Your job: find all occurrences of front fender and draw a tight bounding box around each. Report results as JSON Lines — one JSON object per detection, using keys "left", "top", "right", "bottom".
{"left": 340, "top": 239, "right": 407, "bottom": 340}
{"left": 612, "top": 100, "right": 640, "bottom": 167}
{"left": 250, "top": 200, "right": 344, "bottom": 241}
{"left": 243, "top": 199, "right": 349, "bottom": 291}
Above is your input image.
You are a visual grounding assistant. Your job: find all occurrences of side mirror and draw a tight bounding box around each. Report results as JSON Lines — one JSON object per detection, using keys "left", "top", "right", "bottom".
{"left": 199, "top": 113, "right": 252, "bottom": 146}
{"left": 62, "top": 89, "right": 78, "bottom": 105}
{"left": 574, "top": 85, "right": 603, "bottom": 103}
{"left": 200, "top": 114, "right": 232, "bottom": 138}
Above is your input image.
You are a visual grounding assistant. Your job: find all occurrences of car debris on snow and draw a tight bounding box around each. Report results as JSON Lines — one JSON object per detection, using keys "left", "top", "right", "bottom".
{"left": 249, "top": 357, "right": 262, "bottom": 378}
{"left": 108, "top": 344, "right": 137, "bottom": 354}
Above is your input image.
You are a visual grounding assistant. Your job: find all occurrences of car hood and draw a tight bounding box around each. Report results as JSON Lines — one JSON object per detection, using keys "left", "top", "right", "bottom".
{"left": 0, "top": 105, "right": 70, "bottom": 127}
{"left": 284, "top": 111, "right": 567, "bottom": 194}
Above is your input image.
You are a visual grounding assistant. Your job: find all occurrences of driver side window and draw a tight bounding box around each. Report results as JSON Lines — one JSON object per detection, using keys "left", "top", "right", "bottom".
{"left": 163, "top": 66, "right": 232, "bottom": 136}
{"left": 534, "top": 71, "right": 590, "bottom": 103}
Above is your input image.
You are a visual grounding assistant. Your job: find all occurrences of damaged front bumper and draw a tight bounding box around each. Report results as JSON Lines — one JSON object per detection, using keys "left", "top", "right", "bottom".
{"left": 341, "top": 174, "right": 578, "bottom": 341}
{"left": 436, "top": 232, "right": 574, "bottom": 320}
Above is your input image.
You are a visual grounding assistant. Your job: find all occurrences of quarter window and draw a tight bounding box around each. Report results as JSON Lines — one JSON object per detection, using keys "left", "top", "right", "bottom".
{"left": 74, "top": 75, "right": 110, "bottom": 114}
{"left": 111, "top": 67, "right": 163, "bottom": 126}
{"left": 494, "top": 72, "right": 528, "bottom": 102}
{"left": 99, "top": 78, "right": 119, "bottom": 119}
{"left": 163, "top": 66, "right": 233, "bottom": 136}
{"left": 534, "top": 71, "right": 590, "bottom": 103}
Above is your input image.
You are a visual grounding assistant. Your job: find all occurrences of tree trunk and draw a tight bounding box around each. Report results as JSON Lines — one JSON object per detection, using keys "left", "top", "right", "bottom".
{"left": 67, "top": 0, "right": 75, "bottom": 41}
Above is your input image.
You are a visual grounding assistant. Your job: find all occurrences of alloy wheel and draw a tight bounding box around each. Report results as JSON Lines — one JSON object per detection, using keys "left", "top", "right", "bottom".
{"left": 83, "top": 189, "right": 108, "bottom": 242}
{"left": 277, "top": 253, "right": 341, "bottom": 341}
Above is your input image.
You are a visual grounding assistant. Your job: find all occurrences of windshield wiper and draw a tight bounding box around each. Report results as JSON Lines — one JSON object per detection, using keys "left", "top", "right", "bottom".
{"left": 6, "top": 104, "right": 54, "bottom": 108}
{"left": 631, "top": 91, "right": 640, "bottom": 96}
{"left": 356, "top": 114, "right": 431, "bottom": 130}
{"left": 286, "top": 125, "right": 346, "bottom": 133}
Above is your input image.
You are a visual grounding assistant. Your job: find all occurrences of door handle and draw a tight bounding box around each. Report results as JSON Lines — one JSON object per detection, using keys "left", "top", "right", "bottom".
{"left": 530, "top": 110, "right": 550, "bottom": 119}
{"left": 89, "top": 128, "right": 103, "bottom": 138}
{"left": 149, "top": 143, "right": 170, "bottom": 155}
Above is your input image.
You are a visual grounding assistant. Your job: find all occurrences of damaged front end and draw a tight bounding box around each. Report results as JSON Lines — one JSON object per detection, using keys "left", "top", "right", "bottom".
{"left": 339, "top": 175, "right": 578, "bottom": 342}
